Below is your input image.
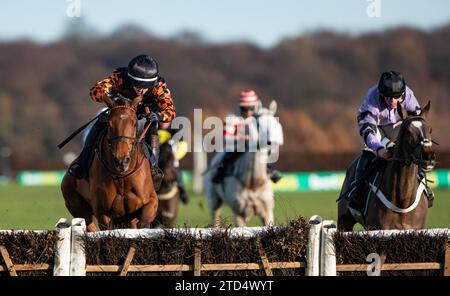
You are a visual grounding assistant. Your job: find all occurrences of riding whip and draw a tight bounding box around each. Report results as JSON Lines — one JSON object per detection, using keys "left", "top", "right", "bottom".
{"left": 57, "top": 108, "right": 109, "bottom": 149}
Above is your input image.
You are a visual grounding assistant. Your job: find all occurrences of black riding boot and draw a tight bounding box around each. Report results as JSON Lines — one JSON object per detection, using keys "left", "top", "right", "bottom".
{"left": 69, "top": 119, "right": 106, "bottom": 180}
{"left": 212, "top": 163, "right": 226, "bottom": 184}
{"left": 146, "top": 126, "right": 164, "bottom": 191}
{"left": 267, "top": 163, "right": 282, "bottom": 183}
{"left": 212, "top": 152, "right": 238, "bottom": 184}
{"left": 347, "top": 151, "right": 374, "bottom": 216}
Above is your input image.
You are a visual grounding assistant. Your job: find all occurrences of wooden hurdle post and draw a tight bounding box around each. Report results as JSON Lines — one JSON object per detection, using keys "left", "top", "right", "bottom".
{"left": 194, "top": 241, "right": 202, "bottom": 276}
{"left": 257, "top": 239, "right": 273, "bottom": 276}
{"left": 444, "top": 241, "right": 450, "bottom": 276}
{"left": 0, "top": 245, "right": 17, "bottom": 276}
{"left": 119, "top": 246, "right": 136, "bottom": 276}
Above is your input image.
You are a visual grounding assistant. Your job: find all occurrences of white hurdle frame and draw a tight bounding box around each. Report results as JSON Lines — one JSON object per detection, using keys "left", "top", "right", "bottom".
{"left": 53, "top": 218, "right": 71, "bottom": 276}
{"left": 3, "top": 217, "right": 447, "bottom": 276}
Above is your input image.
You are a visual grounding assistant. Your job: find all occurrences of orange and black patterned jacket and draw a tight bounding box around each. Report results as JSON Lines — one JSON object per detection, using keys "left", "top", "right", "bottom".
{"left": 89, "top": 68, "right": 176, "bottom": 123}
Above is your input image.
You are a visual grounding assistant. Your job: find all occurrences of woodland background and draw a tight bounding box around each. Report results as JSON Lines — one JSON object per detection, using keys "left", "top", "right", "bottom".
{"left": 1, "top": 23, "right": 449, "bottom": 172}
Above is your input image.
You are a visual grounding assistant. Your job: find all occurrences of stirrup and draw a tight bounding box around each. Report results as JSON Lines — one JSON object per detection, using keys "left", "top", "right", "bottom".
{"left": 424, "top": 186, "right": 434, "bottom": 198}
{"left": 425, "top": 186, "right": 434, "bottom": 208}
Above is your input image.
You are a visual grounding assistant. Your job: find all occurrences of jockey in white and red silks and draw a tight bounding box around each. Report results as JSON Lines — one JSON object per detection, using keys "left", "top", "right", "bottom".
{"left": 212, "top": 89, "right": 282, "bottom": 184}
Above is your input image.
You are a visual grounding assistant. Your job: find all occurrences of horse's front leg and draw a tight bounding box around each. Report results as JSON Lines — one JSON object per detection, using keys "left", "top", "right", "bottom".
{"left": 235, "top": 215, "right": 246, "bottom": 227}
{"left": 87, "top": 223, "right": 98, "bottom": 232}
{"left": 124, "top": 190, "right": 158, "bottom": 228}
{"left": 130, "top": 218, "right": 139, "bottom": 229}
{"left": 96, "top": 213, "right": 112, "bottom": 230}
{"left": 137, "top": 191, "right": 158, "bottom": 228}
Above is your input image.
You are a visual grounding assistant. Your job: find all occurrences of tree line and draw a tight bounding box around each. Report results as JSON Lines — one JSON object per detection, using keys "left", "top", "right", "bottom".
{"left": 0, "top": 24, "right": 449, "bottom": 170}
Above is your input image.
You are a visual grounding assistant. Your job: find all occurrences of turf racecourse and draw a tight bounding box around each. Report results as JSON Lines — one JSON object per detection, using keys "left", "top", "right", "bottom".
{"left": 0, "top": 184, "right": 449, "bottom": 230}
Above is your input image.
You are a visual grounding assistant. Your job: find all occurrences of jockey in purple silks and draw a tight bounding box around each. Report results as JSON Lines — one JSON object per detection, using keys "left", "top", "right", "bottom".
{"left": 347, "top": 70, "right": 434, "bottom": 218}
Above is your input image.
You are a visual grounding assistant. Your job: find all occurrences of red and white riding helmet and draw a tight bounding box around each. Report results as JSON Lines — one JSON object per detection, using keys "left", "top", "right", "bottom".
{"left": 239, "top": 89, "right": 259, "bottom": 107}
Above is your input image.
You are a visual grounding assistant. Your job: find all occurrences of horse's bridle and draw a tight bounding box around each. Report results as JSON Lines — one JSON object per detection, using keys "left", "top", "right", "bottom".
{"left": 98, "top": 105, "right": 146, "bottom": 178}
{"left": 390, "top": 116, "right": 436, "bottom": 172}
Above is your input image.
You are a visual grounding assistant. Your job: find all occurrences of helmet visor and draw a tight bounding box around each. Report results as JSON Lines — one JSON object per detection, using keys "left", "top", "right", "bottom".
{"left": 127, "top": 72, "right": 158, "bottom": 89}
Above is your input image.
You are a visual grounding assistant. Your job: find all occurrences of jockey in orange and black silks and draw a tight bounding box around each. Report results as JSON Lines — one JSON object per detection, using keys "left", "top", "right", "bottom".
{"left": 69, "top": 55, "right": 175, "bottom": 189}
{"left": 89, "top": 55, "right": 176, "bottom": 124}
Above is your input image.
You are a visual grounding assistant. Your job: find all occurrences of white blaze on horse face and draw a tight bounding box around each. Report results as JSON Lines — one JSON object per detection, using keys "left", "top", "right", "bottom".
{"left": 411, "top": 121, "right": 424, "bottom": 138}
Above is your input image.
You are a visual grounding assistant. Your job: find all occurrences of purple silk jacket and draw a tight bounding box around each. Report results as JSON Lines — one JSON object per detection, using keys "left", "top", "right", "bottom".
{"left": 357, "top": 85, "right": 422, "bottom": 151}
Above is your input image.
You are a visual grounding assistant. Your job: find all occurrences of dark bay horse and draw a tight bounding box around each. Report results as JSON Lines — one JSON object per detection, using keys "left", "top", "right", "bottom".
{"left": 61, "top": 95, "right": 158, "bottom": 231}
{"left": 338, "top": 101, "right": 436, "bottom": 231}
{"left": 151, "top": 141, "right": 181, "bottom": 228}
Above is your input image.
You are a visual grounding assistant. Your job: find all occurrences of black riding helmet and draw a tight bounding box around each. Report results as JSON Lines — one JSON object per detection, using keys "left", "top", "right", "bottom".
{"left": 127, "top": 54, "right": 159, "bottom": 89}
{"left": 378, "top": 70, "right": 406, "bottom": 97}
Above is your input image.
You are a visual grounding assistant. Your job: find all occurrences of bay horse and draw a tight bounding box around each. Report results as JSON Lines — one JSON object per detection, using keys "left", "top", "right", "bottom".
{"left": 204, "top": 100, "right": 284, "bottom": 227}
{"left": 61, "top": 95, "right": 158, "bottom": 231}
{"left": 337, "top": 101, "right": 436, "bottom": 231}
{"left": 151, "top": 141, "right": 181, "bottom": 228}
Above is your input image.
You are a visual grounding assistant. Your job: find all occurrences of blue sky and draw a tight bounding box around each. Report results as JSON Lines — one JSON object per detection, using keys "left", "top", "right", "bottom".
{"left": 1, "top": 0, "right": 450, "bottom": 47}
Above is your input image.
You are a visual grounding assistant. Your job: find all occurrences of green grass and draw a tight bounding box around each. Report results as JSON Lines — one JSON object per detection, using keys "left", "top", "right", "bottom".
{"left": 0, "top": 184, "right": 449, "bottom": 230}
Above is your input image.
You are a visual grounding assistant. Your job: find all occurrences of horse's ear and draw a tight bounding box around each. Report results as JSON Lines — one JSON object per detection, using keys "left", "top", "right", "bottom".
{"left": 420, "top": 100, "right": 431, "bottom": 119}
{"left": 397, "top": 100, "right": 408, "bottom": 120}
{"left": 103, "top": 95, "right": 116, "bottom": 108}
{"left": 269, "top": 100, "right": 277, "bottom": 115}
{"left": 131, "top": 95, "right": 143, "bottom": 110}
{"left": 255, "top": 100, "right": 263, "bottom": 115}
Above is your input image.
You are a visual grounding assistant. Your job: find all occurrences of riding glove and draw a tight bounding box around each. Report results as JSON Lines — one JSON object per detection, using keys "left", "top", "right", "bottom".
{"left": 148, "top": 112, "right": 162, "bottom": 123}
